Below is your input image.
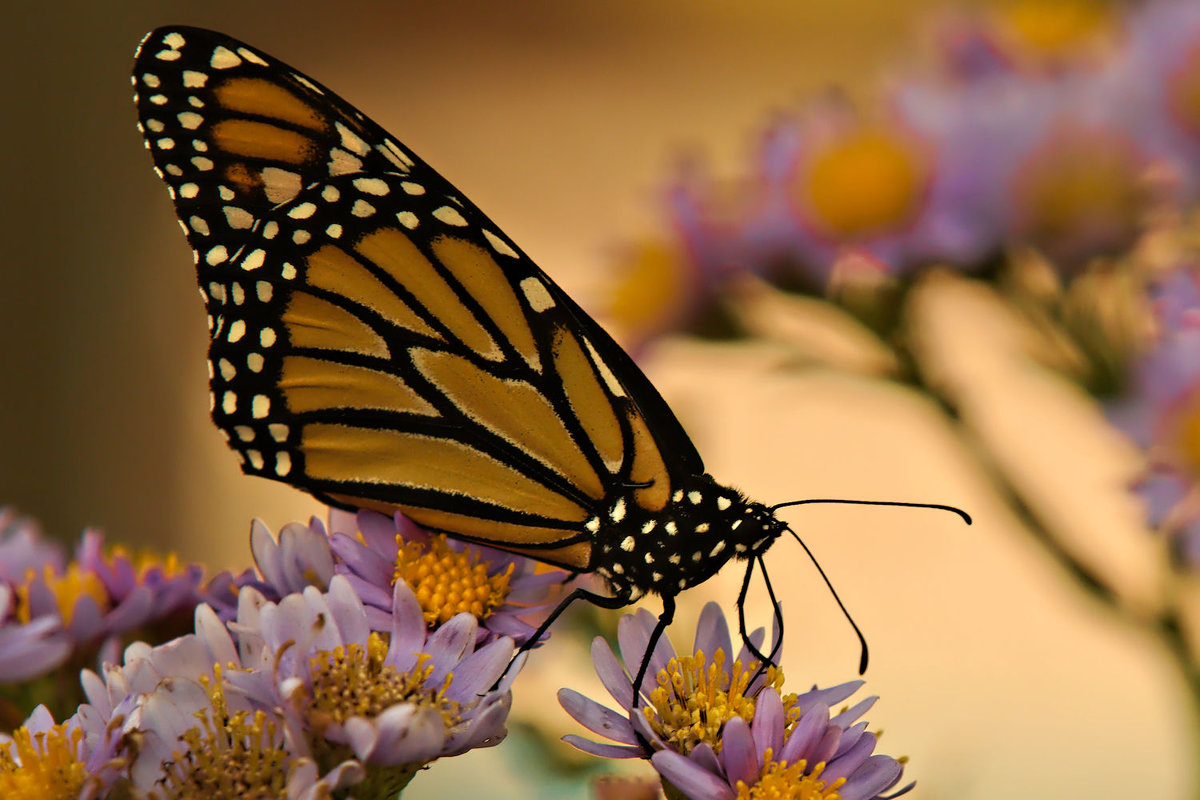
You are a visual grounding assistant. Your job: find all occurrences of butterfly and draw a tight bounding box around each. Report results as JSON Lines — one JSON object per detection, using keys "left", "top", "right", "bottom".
{"left": 133, "top": 26, "right": 941, "bottom": 698}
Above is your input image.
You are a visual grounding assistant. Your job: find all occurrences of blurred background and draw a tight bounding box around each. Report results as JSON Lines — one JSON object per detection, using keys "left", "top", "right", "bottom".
{"left": 1, "top": 1, "right": 1194, "bottom": 798}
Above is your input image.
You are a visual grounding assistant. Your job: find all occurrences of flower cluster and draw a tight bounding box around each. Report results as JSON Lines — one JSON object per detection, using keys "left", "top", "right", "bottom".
{"left": 0, "top": 512, "right": 236, "bottom": 724}
{"left": 1107, "top": 267, "right": 1200, "bottom": 568}
{"left": 561, "top": 604, "right": 906, "bottom": 800}
{"left": 1, "top": 573, "right": 523, "bottom": 799}
{"left": 0, "top": 505, "right": 590, "bottom": 798}
{"left": 610, "top": 0, "right": 1200, "bottom": 345}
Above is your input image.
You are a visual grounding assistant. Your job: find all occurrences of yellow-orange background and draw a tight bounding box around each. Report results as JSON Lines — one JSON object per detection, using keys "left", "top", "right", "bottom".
{"left": 0, "top": 2, "right": 1192, "bottom": 798}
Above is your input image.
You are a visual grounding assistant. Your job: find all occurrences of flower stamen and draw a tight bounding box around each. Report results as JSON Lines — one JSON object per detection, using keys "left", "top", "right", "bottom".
{"left": 393, "top": 534, "right": 513, "bottom": 626}
{"left": 155, "top": 670, "right": 291, "bottom": 800}
{"left": 644, "top": 649, "right": 799, "bottom": 755}
{"left": 0, "top": 721, "right": 88, "bottom": 800}
{"left": 735, "top": 748, "right": 846, "bottom": 800}
{"left": 307, "top": 633, "right": 461, "bottom": 731}
{"left": 17, "top": 564, "right": 108, "bottom": 625}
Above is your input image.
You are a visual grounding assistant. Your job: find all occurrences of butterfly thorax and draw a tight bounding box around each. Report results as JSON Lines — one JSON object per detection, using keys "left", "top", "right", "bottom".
{"left": 585, "top": 474, "right": 785, "bottom": 601}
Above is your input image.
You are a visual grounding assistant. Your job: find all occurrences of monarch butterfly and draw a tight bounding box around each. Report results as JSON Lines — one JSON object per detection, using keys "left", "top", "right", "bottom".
{"left": 132, "top": 27, "right": 965, "bottom": 698}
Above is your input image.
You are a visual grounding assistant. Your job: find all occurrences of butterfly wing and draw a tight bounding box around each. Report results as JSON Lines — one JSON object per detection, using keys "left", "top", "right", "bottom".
{"left": 133, "top": 27, "right": 704, "bottom": 570}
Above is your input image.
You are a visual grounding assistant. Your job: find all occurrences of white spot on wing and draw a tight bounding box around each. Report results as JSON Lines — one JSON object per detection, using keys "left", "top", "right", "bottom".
{"left": 241, "top": 249, "right": 266, "bottom": 271}
{"left": 582, "top": 337, "right": 626, "bottom": 398}
{"left": 336, "top": 122, "right": 370, "bottom": 156}
{"left": 352, "top": 177, "right": 389, "bottom": 196}
{"left": 252, "top": 395, "right": 271, "bottom": 419}
{"left": 224, "top": 206, "right": 254, "bottom": 229}
{"left": 433, "top": 206, "right": 467, "bottom": 226}
{"left": 237, "top": 47, "right": 268, "bottom": 66}
{"left": 329, "top": 149, "right": 363, "bottom": 175}
{"left": 210, "top": 46, "right": 241, "bottom": 69}
{"left": 261, "top": 168, "right": 302, "bottom": 204}
{"left": 520, "top": 277, "right": 555, "bottom": 313}
{"left": 182, "top": 70, "right": 207, "bottom": 88}
{"left": 620, "top": 536, "right": 635, "bottom": 552}
{"left": 483, "top": 229, "right": 519, "bottom": 258}
{"left": 396, "top": 211, "right": 418, "bottom": 229}
{"left": 288, "top": 203, "right": 317, "bottom": 220}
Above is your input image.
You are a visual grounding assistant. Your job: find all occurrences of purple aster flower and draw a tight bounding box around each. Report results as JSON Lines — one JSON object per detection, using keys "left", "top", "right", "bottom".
{"left": 0, "top": 524, "right": 232, "bottom": 688}
{"left": 0, "top": 509, "right": 64, "bottom": 584}
{"left": 225, "top": 574, "right": 521, "bottom": 790}
{"left": 1121, "top": 0, "right": 1200, "bottom": 203}
{"left": 560, "top": 603, "right": 906, "bottom": 799}
{"left": 79, "top": 599, "right": 363, "bottom": 799}
{"left": 131, "top": 667, "right": 362, "bottom": 800}
{"left": 0, "top": 704, "right": 126, "bottom": 800}
{"left": 330, "top": 508, "right": 568, "bottom": 645}
{"left": 1106, "top": 266, "right": 1200, "bottom": 567}
{"left": 930, "top": 1, "right": 1119, "bottom": 79}
{"left": 247, "top": 516, "right": 336, "bottom": 599}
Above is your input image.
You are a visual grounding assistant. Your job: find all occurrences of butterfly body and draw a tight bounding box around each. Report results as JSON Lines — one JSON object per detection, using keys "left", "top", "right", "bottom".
{"left": 132, "top": 27, "right": 793, "bottom": 644}
{"left": 584, "top": 478, "right": 785, "bottom": 601}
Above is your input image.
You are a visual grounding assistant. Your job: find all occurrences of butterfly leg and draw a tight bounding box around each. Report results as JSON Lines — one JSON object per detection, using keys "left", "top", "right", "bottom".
{"left": 490, "top": 586, "right": 630, "bottom": 692}
{"left": 628, "top": 593, "right": 675, "bottom": 752}
{"left": 736, "top": 558, "right": 778, "bottom": 680}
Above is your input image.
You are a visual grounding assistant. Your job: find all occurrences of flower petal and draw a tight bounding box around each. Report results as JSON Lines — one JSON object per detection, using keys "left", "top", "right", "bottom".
{"left": 838, "top": 754, "right": 903, "bottom": 800}
{"left": 651, "top": 749, "right": 735, "bottom": 800}
{"left": 557, "top": 688, "right": 639, "bottom": 745}
{"left": 561, "top": 734, "right": 644, "bottom": 759}
{"left": 693, "top": 601, "right": 733, "bottom": 666}
{"left": 718, "top": 716, "right": 758, "bottom": 789}
{"left": 591, "top": 636, "right": 634, "bottom": 709}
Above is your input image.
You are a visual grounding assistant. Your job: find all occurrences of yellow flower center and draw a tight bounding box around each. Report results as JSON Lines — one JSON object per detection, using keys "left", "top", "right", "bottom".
{"left": 307, "top": 632, "right": 460, "bottom": 730}
{"left": 1014, "top": 130, "right": 1145, "bottom": 257}
{"left": 798, "top": 127, "right": 927, "bottom": 239}
{"left": 735, "top": 749, "right": 846, "bottom": 800}
{"left": 108, "top": 545, "right": 188, "bottom": 580}
{"left": 644, "top": 648, "right": 798, "bottom": 756}
{"left": 393, "top": 534, "right": 513, "bottom": 627}
{"left": 1175, "top": 392, "right": 1200, "bottom": 478}
{"left": 0, "top": 722, "right": 88, "bottom": 800}
{"left": 155, "top": 672, "right": 291, "bottom": 800}
{"left": 1169, "top": 45, "right": 1200, "bottom": 140}
{"left": 17, "top": 564, "right": 108, "bottom": 625}
{"left": 997, "top": 0, "right": 1113, "bottom": 59}
{"left": 609, "top": 241, "right": 691, "bottom": 341}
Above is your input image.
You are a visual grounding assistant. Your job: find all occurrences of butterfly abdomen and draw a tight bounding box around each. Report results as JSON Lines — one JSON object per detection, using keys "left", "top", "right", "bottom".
{"left": 586, "top": 474, "right": 785, "bottom": 600}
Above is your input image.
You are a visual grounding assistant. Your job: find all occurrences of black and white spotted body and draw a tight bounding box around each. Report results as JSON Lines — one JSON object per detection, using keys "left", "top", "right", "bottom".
{"left": 588, "top": 474, "right": 786, "bottom": 602}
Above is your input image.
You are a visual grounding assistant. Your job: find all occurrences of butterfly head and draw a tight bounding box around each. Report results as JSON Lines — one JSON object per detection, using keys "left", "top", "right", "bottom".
{"left": 588, "top": 474, "right": 786, "bottom": 602}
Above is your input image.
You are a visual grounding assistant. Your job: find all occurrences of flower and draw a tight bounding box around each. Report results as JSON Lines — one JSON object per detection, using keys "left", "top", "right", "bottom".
{"left": 1106, "top": 266, "right": 1200, "bottom": 567}
{"left": 225, "top": 575, "right": 521, "bottom": 788}
{"left": 247, "top": 516, "right": 336, "bottom": 599}
{"left": 0, "top": 523, "right": 230, "bottom": 690}
{"left": 560, "top": 603, "right": 906, "bottom": 800}
{"left": 330, "top": 508, "right": 568, "bottom": 645}
{"left": 0, "top": 704, "right": 125, "bottom": 800}
{"left": 0, "top": 510, "right": 64, "bottom": 584}
{"left": 1121, "top": 0, "right": 1200, "bottom": 202}
{"left": 78, "top": 595, "right": 364, "bottom": 800}
{"left": 131, "top": 667, "right": 362, "bottom": 800}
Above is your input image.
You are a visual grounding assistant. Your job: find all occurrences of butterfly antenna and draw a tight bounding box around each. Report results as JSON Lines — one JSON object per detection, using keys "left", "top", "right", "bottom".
{"left": 771, "top": 498, "right": 972, "bottom": 525}
{"left": 788, "top": 527, "right": 869, "bottom": 674}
